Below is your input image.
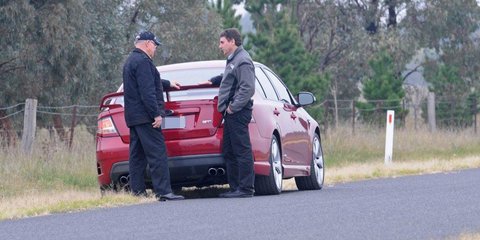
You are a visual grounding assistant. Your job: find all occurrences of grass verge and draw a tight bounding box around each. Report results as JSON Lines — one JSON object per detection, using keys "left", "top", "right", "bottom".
{"left": 1, "top": 125, "right": 480, "bottom": 220}
{"left": 283, "top": 155, "right": 480, "bottom": 190}
{"left": 0, "top": 190, "right": 151, "bottom": 220}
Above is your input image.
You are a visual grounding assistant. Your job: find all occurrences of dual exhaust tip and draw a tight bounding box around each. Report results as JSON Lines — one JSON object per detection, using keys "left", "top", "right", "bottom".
{"left": 119, "top": 175, "right": 130, "bottom": 185}
{"left": 208, "top": 167, "right": 225, "bottom": 176}
{"left": 118, "top": 167, "right": 225, "bottom": 185}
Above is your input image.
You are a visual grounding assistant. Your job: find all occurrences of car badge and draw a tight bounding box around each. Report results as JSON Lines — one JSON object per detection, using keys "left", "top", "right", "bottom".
{"left": 202, "top": 120, "right": 212, "bottom": 124}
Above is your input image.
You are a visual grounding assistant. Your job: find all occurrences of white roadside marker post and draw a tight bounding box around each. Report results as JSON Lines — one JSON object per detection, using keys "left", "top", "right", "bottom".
{"left": 385, "top": 110, "right": 395, "bottom": 165}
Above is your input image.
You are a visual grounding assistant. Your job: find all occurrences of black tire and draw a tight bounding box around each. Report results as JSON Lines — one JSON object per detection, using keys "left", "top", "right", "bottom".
{"left": 255, "top": 135, "right": 283, "bottom": 195}
{"left": 99, "top": 182, "right": 127, "bottom": 196}
{"left": 295, "top": 133, "right": 324, "bottom": 190}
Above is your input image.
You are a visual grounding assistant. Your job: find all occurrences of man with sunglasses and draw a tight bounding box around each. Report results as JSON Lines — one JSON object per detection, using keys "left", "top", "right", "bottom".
{"left": 123, "top": 31, "right": 184, "bottom": 201}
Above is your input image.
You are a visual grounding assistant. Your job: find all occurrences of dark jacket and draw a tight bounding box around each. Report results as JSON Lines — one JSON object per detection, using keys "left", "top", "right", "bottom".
{"left": 210, "top": 46, "right": 255, "bottom": 113}
{"left": 123, "top": 48, "right": 170, "bottom": 127}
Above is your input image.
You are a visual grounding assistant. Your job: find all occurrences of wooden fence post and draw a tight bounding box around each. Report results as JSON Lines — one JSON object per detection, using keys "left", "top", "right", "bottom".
{"left": 323, "top": 101, "right": 329, "bottom": 137}
{"left": 69, "top": 105, "right": 77, "bottom": 149}
{"left": 21, "top": 98, "right": 37, "bottom": 153}
{"left": 427, "top": 92, "right": 436, "bottom": 132}
{"left": 351, "top": 100, "right": 356, "bottom": 135}
{"left": 473, "top": 97, "right": 477, "bottom": 134}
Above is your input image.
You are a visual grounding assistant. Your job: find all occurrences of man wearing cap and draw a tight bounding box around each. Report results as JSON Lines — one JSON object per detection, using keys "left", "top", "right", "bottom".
{"left": 123, "top": 31, "right": 184, "bottom": 201}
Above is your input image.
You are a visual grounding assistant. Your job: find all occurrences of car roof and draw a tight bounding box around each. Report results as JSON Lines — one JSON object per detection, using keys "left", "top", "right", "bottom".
{"left": 157, "top": 60, "right": 265, "bottom": 72}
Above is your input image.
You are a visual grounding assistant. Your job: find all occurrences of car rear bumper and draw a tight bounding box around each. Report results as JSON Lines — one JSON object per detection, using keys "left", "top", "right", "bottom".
{"left": 103, "top": 153, "right": 228, "bottom": 188}
{"left": 97, "top": 130, "right": 273, "bottom": 189}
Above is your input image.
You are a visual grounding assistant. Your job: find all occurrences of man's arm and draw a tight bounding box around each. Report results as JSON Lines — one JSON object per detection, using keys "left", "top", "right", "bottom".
{"left": 136, "top": 60, "right": 160, "bottom": 119}
{"left": 198, "top": 74, "right": 223, "bottom": 87}
{"left": 210, "top": 75, "right": 223, "bottom": 86}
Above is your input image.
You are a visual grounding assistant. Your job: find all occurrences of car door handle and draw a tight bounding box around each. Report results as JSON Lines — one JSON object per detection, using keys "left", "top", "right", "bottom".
{"left": 273, "top": 109, "right": 280, "bottom": 116}
{"left": 290, "top": 113, "right": 297, "bottom": 120}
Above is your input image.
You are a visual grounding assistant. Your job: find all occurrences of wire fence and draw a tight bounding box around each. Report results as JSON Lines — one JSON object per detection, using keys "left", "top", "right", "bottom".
{"left": 312, "top": 96, "right": 478, "bottom": 134}
{"left": 0, "top": 95, "right": 478, "bottom": 148}
{"left": 0, "top": 102, "right": 99, "bottom": 148}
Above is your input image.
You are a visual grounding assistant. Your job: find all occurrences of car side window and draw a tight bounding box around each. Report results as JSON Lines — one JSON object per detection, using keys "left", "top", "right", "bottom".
{"left": 286, "top": 88, "right": 298, "bottom": 106}
{"left": 263, "top": 68, "right": 292, "bottom": 104}
{"left": 255, "top": 67, "right": 278, "bottom": 101}
{"left": 255, "top": 79, "right": 267, "bottom": 98}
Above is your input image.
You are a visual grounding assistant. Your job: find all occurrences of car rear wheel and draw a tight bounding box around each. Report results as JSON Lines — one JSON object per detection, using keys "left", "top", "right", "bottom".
{"left": 295, "top": 133, "right": 324, "bottom": 190}
{"left": 255, "top": 135, "right": 282, "bottom": 195}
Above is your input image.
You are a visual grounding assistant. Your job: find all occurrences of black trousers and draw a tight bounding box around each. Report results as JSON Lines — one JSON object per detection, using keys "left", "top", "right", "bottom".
{"left": 223, "top": 108, "right": 255, "bottom": 193}
{"left": 129, "top": 123, "right": 172, "bottom": 196}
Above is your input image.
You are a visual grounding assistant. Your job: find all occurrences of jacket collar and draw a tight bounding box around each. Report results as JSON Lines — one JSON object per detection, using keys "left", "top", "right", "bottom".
{"left": 133, "top": 48, "right": 152, "bottom": 60}
{"left": 227, "top": 46, "right": 243, "bottom": 63}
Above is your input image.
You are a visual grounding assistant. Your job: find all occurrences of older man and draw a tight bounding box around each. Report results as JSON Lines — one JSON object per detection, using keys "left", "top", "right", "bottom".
{"left": 123, "top": 31, "right": 184, "bottom": 201}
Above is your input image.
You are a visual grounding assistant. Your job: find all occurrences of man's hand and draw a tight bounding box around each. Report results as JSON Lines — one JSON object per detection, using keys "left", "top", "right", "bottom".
{"left": 226, "top": 106, "right": 233, "bottom": 114}
{"left": 152, "top": 116, "right": 162, "bottom": 128}
{"left": 170, "top": 80, "right": 181, "bottom": 89}
{"left": 197, "top": 80, "right": 212, "bottom": 86}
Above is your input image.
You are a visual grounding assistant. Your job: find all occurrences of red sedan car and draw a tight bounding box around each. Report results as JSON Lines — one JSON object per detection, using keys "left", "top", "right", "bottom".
{"left": 96, "top": 60, "right": 324, "bottom": 195}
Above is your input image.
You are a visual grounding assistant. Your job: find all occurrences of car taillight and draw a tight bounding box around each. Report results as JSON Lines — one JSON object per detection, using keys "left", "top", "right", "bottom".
{"left": 97, "top": 117, "right": 119, "bottom": 136}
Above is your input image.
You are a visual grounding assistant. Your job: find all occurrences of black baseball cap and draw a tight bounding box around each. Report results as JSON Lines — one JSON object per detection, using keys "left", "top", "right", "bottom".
{"left": 135, "top": 31, "right": 162, "bottom": 46}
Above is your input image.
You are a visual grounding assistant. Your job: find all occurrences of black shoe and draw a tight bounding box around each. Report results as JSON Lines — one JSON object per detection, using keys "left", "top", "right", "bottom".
{"left": 158, "top": 193, "right": 185, "bottom": 201}
{"left": 218, "top": 190, "right": 236, "bottom": 198}
{"left": 222, "top": 190, "right": 253, "bottom": 198}
{"left": 132, "top": 191, "right": 148, "bottom": 198}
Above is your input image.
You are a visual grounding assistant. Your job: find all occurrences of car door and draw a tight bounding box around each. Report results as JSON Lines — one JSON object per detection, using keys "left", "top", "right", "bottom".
{"left": 262, "top": 67, "right": 310, "bottom": 166}
{"left": 253, "top": 67, "right": 282, "bottom": 138}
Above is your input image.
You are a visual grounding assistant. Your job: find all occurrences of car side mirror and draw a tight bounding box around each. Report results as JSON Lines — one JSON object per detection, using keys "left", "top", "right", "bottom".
{"left": 297, "top": 92, "right": 316, "bottom": 107}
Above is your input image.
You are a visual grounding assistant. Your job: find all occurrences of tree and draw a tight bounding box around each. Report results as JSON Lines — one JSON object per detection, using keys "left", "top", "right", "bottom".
{"left": 244, "top": 1, "right": 329, "bottom": 119}
{"left": 357, "top": 50, "right": 406, "bottom": 125}
{"left": 0, "top": 0, "right": 36, "bottom": 144}
{"left": 424, "top": 64, "right": 473, "bottom": 128}
{"left": 257, "top": 15, "right": 328, "bottom": 97}
{"left": 210, "top": 0, "right": 242, "bottom": 30}
{"left": 297, "top": 1, "right": 366, "bottom": 124}
{"left": 125, "top": 0, "right": 224, "bottom": 65}
{"left": 0, "top": 0, "right": 226, "bottom": 142}
{"left": 405, "top": 0, "right": 480, "bottom": 128}
{"left": 84, "top": 0, "right": 129, "bottom": 99}
{"left": 404, "top": 0, "right": 480, "bottom": 91}
{"left": 307, "top": 1, "right": 421, "bottom": 125}
{"left": 0, "top": 0, "right": 104, "bottom": 140}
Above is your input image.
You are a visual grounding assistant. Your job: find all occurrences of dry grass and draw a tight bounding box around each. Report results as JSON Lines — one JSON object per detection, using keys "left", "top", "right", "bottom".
{"left": 0, "top": 127, "right": 98, "bottom": 198}
{"left": 1, "top": 124, "right": 480, "bottom": 220}
{"left": 283, "top": 155, "right": 480, "bottom": 190}
{"left": 447, "top": 232, "right": 480, "bottom": 240}
{"left": 323, "top": 124, "right": 480, "bottom": 167}
{"left": 0, "top": 190, "right": 153, "bottom": 220}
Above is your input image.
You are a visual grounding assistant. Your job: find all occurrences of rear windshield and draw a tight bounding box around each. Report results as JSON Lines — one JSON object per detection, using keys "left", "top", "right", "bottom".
{"left": 116, "top": 67, "right": 224, "bottom": 104}
{"left": 162, "top": 68, "right": 223, "bottom": 101}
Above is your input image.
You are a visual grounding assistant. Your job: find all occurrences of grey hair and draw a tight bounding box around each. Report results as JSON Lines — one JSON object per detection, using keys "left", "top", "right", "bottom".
{"left": 134, "top": 39, "right": 147, "bottom": 46}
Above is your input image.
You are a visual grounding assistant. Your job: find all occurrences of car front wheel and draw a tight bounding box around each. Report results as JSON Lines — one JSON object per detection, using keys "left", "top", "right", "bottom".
{"left": 295, "top": 133, "right": 324, "bottom": 190}
{"left": 255, "top": 135, "right": 282, "bottom": 195}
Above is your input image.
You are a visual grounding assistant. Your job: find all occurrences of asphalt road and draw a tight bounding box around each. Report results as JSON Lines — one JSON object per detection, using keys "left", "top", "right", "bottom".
{"left": 1, "top": 168, "right": 480, "bottom": 240}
